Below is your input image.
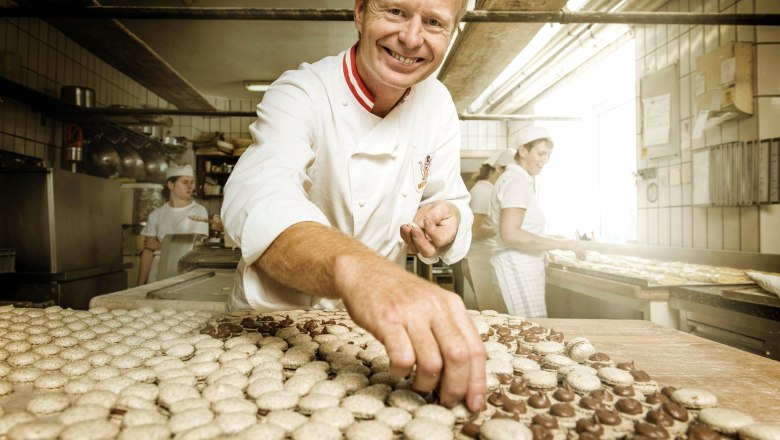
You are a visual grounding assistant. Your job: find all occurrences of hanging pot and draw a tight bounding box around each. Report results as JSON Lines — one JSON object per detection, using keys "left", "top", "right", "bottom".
{"left": 138, "top": 147, "right": 168, "bottom": 184}
{"left": 84, "top": 135, "right": 121, "bottom": 179}
{"left": 114, "top": 140, "right": 146, "bottom": 181}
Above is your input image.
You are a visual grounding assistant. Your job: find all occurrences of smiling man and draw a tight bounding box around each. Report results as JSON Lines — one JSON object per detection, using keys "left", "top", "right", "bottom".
{"left": 222, "top": 0, "right": 486, "bottom": 412}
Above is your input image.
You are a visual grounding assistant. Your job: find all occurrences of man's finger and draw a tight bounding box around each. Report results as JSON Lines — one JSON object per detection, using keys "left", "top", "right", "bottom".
{"left": 380, "top": 323, "right": 416, "bottom": 380}
{"left": 442, "top": 301, "right": 487, "bottom": 412}
{"left": 410, "top": 227, "right": 436, "bottom": 257}
{"left": 407, "top": 320, "right": 443, "bottom": 393}
{"left": 399, "top": 224, "right": 419, "bottom": 254}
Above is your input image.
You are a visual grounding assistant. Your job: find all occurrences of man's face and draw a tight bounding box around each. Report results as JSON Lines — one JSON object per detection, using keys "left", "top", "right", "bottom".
{"left": 354, "top": 0, "right": 458, "bottom": 95}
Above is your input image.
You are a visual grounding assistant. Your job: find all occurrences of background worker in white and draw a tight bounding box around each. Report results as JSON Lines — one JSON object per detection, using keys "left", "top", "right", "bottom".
{"left": 488, "top": 127, "right": 586, "bottom": 317}
{"left": 137, "top": 164, "right": 208, "bottom": 285}
{"left": 461, "top": 148, "right": 515, "bottom": 310}
{"left": 222, "top": 0, "right": 486, "bottom": 412}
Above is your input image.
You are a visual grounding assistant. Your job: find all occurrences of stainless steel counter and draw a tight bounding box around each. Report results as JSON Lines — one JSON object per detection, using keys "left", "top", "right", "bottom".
{"left": 89, "top": 268, "right": 232, "bottom": 312}
{"left": 670, "top": 284, "right": 780, "bottom": 360}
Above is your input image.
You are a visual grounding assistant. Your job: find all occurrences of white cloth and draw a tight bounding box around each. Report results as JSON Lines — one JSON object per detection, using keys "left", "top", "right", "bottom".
{"left": 489, "top": 163, "right": 546, "bottom": 255}
{"left": 140, "top": 201, "right": 209, "bottom": 283}
{"left": 488, "top": 163, "right": 548, "bottom": 317}
{"left": 490, "top": 249, "right": 547, "bottom": 317}
{"left": 221, "top": 45, "right": 472, "bottom": 312}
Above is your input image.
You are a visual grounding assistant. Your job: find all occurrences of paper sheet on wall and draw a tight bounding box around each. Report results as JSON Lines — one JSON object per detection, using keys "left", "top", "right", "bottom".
{"left": 692, "top": 110, "right": 709, "bottom": 140}
{"left": 721, "top": 57, "right": 736, "bottom": 85}
{"left": 692, "top": 149, "right": 710, "bottom": 205}
{"left": 642, "top": 94, "right": 671, "bottom": 147}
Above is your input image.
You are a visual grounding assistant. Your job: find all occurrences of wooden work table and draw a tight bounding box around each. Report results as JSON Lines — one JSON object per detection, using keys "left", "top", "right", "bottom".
{"left": 534, "top": 318, "right": 780, "bottom": 422}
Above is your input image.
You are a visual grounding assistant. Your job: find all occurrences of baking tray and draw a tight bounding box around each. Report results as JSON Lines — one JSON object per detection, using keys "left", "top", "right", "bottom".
{"left": 547, "top": 262, "right": 753, "bottom": 289}
{"left": 722, "top": 286, "right": 780, "bottom": 308}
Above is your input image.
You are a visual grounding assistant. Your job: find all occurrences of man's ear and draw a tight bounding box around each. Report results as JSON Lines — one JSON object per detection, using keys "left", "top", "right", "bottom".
{"left": 354, "top": 0, "right": 366, "bottom": 31}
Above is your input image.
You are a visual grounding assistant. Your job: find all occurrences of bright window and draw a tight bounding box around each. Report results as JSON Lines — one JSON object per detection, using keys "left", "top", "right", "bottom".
{"left": 533, "top": 39, "right": 637, "bottom": 243}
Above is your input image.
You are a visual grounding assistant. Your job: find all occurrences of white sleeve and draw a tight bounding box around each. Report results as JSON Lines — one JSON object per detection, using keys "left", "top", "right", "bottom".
{"left": 499, "top": 175, "right": 532, "bottom": 210}
{"left": 194, "top": 204, "right": 209, "bottom": 236}
{"left": 221, "top": 69, "right": 331, "bottom": 268}
{"left": 469, "top": 183, "right": 491, "bottom": 215}
{"left": 140, "top": 208, "right": 159, "bottom": 238}
{"left": 417, "top": 94, "right": 472, "bottom": 266}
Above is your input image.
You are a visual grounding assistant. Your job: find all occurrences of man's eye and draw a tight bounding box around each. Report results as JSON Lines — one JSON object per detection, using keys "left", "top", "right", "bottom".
{"left": 426, "top": 18, "right": 440, "bottom": 27}
{"left": 389, "top": 8, "right": 402, "bottom": 15}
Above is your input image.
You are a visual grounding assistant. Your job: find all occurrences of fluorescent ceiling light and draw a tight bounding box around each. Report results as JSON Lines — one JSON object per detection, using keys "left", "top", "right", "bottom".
{"left": 244, "top": 81, "right": 273, "bottom": 92}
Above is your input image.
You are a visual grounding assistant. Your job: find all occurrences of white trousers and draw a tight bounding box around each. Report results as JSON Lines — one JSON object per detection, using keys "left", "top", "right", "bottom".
{"left": 490, "top": 250, "right": 547, "bottom": 318}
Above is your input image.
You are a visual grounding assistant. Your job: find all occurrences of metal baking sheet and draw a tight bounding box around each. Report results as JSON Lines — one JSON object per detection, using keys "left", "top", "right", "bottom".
{"left": 547, "top": 262, "right": 752, "bottom": 289}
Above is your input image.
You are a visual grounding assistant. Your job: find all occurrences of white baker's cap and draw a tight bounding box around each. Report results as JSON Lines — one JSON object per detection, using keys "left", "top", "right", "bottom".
{"left": 483, "top": 149, "right": 516, "bottom": 168}
{"left": 166, "top": 163, "right": 194, "bottom": 179}
{"left": 516, "top": 126, "right": 551, "bottom": 147}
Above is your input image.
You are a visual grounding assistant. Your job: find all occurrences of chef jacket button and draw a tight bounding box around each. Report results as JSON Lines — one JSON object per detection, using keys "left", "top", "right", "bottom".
{"left": 358, "top": 200, "right": 366, "bottom": 207}
{"left": 342, "top": 100, "right": 348, "bottom": 106}
{"left": 401, "top": 192, "right": 407, "bottom": 198}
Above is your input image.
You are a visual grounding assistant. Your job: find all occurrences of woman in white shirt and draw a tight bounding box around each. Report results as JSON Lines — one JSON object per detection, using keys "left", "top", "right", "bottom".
{"left": 489, "top": 127, "right": 586, "bottom": 317}
{"left": 460, "top": 149, "right": 515, "bottom": 309}
{"left": 137, "top": 164, "right": 208, "bottom": 285}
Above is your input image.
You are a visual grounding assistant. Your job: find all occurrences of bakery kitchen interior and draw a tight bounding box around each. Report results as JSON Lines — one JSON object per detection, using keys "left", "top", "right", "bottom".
{"left": 2, "top": 0, "right": 780, "bottom": 436}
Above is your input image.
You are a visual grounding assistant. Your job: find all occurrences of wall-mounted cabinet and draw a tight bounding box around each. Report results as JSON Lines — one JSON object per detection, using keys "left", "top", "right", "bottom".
{"left": 195, "top": 154, "right": 238, "bottom": 199}
{"left": 695, "top": 42, "right": 754, "bottom": 118}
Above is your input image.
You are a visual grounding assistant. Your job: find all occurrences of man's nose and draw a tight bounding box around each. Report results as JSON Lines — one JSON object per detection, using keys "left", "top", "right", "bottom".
{"left": 399, "top": 17, "right": 423, "bottom": 48}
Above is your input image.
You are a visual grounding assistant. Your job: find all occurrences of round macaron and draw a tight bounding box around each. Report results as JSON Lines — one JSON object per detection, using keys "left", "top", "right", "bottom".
{"left": 670, "top": 388, "right": 718, "bottom": 410}
{"left": 697, "top": 407, "right": 755, "bottom": 436}
{"left": 739, "top": 423, "right": 780, "bottom": 440}
{"left": 596, "top": 367, "right": 634, "bottom": 387}
{"left": 522, "top": 370, "right": 558, "bottom": 392}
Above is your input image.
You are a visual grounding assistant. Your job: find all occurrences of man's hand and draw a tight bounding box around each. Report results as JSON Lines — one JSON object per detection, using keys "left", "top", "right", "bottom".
{"left": 335, "top": 253, "right": 487, "bottom": 413}
{"left": 400, "top": 201, "right": 461, "bottom": 258}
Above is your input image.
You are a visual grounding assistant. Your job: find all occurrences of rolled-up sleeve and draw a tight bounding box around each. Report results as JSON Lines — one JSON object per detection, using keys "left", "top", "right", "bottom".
{"left": 221, "top": 71, "right": 331, "bottom": 267}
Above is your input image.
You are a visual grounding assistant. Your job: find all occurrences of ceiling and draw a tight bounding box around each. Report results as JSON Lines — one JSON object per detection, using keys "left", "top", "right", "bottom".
{"left": 100, "top": 0, "right": 359, "bottom": 101}
{"left": 17, "top": 0, "right": 570, "bottom": 112}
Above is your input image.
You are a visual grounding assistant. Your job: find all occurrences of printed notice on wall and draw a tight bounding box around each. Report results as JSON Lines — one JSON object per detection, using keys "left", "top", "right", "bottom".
{"left": 642, "top": 93, "right": 671, "bottom": 147}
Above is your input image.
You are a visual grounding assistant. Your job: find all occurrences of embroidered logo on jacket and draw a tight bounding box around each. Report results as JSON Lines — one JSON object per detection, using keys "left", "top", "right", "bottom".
{"left": 417, "top": 155, "right": 432, "bottom": 190}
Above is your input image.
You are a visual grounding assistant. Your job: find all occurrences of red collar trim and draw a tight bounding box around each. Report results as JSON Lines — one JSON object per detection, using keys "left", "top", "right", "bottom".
{"left": 343, "top": 44, "right": 375, "bottom": 112}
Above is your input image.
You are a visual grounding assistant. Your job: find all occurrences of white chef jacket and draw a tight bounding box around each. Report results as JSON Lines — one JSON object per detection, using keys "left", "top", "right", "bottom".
{"left": 222, "top": 45, "right": 473, "bottom": 312}
{"left": 489, "top": 163, "right": 546, "bottom": 257}
{"left": 140, "top": 201, "right": 209, "bottom": 282}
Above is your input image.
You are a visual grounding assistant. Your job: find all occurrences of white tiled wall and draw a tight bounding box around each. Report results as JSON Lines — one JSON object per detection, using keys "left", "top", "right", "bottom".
{"left": 0, "top": 14, "right": 257, "bottom": 217}
{"left": 636, "top": 0, "right": 780, "bottom": 253}
{"left": 460, "top": 119, "right": 508, "bottom": 151}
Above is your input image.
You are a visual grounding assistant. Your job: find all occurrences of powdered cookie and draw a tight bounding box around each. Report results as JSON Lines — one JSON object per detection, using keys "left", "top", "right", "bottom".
{"left": 212, "top": 397, "right": 257, "bottom": 414}
{"left": 388, "top": 389, "right": 426, "bottom": 412}
{"left": 310, "top": 406, "right": 356, "bottom": 430}
{"left": 168, "top": 407, "right": 214, "bottom": 434}
{"left": 345, "top": 420, "right": 393, "bottom": 440}
{"left": 58, "top": 404, "right": 109, "bottom": 425}
{"left": 480, "top": 418, "right": 533, "bottom": 440}
{"left": 343, "top": 394, "right": 385, "bottom": 419}
{"left": 256, "top": 389, "right": 300, "bottom": 413}
{"left": 266, "top": 409, "right": 309, "bottom": 433}
{"left": 26, "top": 393, "right": 70, "bottom": 415}
{"left": 7, "top": 367, "right": 42, "bottom": 383}
{"left": 403, "top": 418, "right": 453, "bottom": 440}
{"left": 59, "top": 419, "right": 119, "bottom": 440}
{"left": 34, "top": 371, "right": 68, "bottom": 390}
{"left": 117, "top": 424, "right": 171, "bottom": 440}
{"left": 375, "top": 406, "right": 412, "bottom": 432}
{"left": 6, "top": 421, "right": 64, "bottom": 440}
{"left": 231, "top": 423, "right": 285, "bottom": 440}
{"left": 292, "top": 421, "right": 342, "bottom": 440}
{"left": 414, "top": 404, "right": 457, "bottom": 427}
{"left": 697, "top": 407, "right": 754, "bottom": 435}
